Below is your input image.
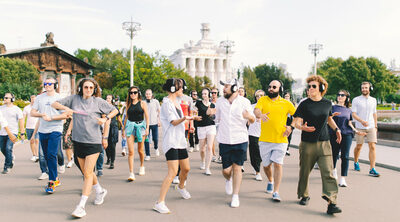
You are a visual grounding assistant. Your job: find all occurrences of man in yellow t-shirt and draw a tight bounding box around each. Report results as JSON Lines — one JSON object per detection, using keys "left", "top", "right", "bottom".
{"left": 254, "top": 80, "right": 296, "bottom": 202}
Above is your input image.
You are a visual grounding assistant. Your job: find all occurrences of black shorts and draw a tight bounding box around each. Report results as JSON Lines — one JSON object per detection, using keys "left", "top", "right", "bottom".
{"left": 165, "top": 148, "right": 188, "bottom": 161}
{"left": 73, "top": 141, "right": 103, "bottom": 158}
{"left": 219, "top": 142, "right": 248, "bottom": 169}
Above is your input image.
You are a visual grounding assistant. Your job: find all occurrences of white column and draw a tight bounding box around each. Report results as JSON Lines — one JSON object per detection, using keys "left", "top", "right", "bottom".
{"left": 188, "top": 57, "right": 196, "bottom": 77}
{"left": 206, "top": 59, "right": 214, "bottom": 82}
{"left": 196, "top": 58, "right": 205, "bottom": 77}
{"left": 215, "top": 59, "right": 224, "bottom": 88}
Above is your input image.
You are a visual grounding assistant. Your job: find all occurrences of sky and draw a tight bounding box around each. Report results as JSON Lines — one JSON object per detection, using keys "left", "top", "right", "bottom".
{"left": 1, "top": 0, "right": 400, "bottom": 81}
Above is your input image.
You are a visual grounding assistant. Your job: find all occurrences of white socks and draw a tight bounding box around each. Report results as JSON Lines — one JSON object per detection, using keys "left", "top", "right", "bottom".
{"left": 93, "top": 183, "right": 103, "bottom": 194}
{"left": 78, "top": 195, "right": 88, "bottom": 208}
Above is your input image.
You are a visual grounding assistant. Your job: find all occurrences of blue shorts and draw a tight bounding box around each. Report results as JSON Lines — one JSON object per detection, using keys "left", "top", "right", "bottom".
{"left": 219, "top": 142, "right": 248, "bottom": 169}
{"left": 26, "top": 129, "right": 38, "bottom": 140}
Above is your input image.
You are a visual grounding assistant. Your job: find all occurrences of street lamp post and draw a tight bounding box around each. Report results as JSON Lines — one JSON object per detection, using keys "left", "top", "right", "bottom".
{"left": 122, "top": 17, "right": 141, "bottom": 87}
{"left": 308, "top": 41, "right": 323, "bottom": 75}
{"left": 220, "top": 39, "right": 235, "bottom": 81}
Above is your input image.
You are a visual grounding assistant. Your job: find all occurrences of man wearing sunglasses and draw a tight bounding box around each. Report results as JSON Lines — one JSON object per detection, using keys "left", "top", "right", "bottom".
{"left": 0, "top": 93, "right": 25, "bottom": 174}
{"left": 31, "top": 77, "right": 70, "bottom": 193}
{"left": 293, "top": 75, "right": 342, "bottom": 215}
{"left": 254, "top": 80, "right": 296, "bottom": 202}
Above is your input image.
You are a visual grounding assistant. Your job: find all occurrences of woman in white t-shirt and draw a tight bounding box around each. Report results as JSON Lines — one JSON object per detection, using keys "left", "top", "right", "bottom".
{"left": 153, "top": 78, "right": 193, "bottom": 214}
{"left": 23, "top": 95, "right": 39, "bottom": 162}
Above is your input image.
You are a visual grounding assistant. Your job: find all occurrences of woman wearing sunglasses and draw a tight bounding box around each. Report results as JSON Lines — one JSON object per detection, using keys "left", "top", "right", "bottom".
{"left": 330, "top": 90, "right": 365, "bottom": 187}
{"left": 122, "top": 86, "right": 149, "bottom": 181}
{"left": 52, "top": 78, "right": 118, "bottom": 218}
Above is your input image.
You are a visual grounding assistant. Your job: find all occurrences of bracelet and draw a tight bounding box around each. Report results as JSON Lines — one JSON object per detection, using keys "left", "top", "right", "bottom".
{"left": 20, "top": 132, "right": 26, "bottom": 135}
{"left": 102, "top": 136, "right": 108, "bottom": 139}
{"left": 334, "top": 128, "right": 339, "bottom": 132}
{"left": 290, "top": 125, "right": 295, "bottom": 130}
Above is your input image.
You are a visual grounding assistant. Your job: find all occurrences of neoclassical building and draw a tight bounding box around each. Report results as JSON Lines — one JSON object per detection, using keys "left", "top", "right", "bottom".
{"left": 169, "top": 23, "right": 234, "bottom": 88}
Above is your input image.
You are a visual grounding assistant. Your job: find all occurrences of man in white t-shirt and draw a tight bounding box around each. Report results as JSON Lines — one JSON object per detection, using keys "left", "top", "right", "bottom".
{"left": 0, "top": 92, "right": 25, "bottom": 174}
{"left": 23, "top": 95, "right": 39, "bottom": 162}
{"left": 352, "top": 82, "right": 380, "bottom": 177}
{"left": 0, "top": 112, "right": 17, "bottom": 144}
{"left": 144, "top": 89, "right": 161, "bottom": 160}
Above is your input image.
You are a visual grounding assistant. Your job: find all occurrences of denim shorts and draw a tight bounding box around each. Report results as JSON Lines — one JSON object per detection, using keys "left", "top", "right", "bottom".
{"left": 26, "top": 129, "right": 39, "bottom": 140}
{"left": 219, "top": 142, "right": 248, "bottom": 169}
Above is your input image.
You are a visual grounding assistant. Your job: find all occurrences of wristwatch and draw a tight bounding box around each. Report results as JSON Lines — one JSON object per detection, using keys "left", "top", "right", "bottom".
{"left": 105, "top": 115, "right": 110, "bottom": 120}
{"left": 334, "top": 128, "right": 339, "bottom": 132}
{"left": 290, "top": 125, "right": 295, "bottom": 130}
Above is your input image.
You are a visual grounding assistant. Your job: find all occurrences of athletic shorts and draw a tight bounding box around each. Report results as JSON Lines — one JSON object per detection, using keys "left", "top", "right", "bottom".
{"left": 72, "top": 141, "right": 103, "bottom": 158}
{"left": 219, "top": 142, "right": 248, "bottom": 169}
{"left": 26, "top": 129, "right": 38, "bottom": 140}
{"left": 197, "top": 125, "right": 216, "bottom": 140}
{"left": 259, "top": 142, "right": 287, "bottom": 166}
{"left": 355, "top": 128, "right": 377, "bottom": 144}
{"left": 165, "top": 148, "right": 189, "bottom": 161}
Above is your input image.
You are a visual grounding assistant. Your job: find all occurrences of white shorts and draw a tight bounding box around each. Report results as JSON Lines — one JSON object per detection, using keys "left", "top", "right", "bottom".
{"left": 197, "top": 125, "right": 217, "bottom": 140}
{"left": 259, "top": 142, "right": 287, "bottom": 166}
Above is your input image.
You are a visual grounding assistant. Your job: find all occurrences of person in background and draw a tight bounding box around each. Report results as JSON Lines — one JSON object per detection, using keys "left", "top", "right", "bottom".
{"left": 144, "top": 89, "right": 161, "bottom": 160}
{"left": 24, "top": 95, "right": 39, "bottom": 162}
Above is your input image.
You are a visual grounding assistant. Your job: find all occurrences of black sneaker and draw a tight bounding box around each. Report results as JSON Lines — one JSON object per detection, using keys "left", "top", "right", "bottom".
{"left": 327, "top": 203, "right": 342, "bottom": 214}
{"left": 299, "top": 197, "right": 310, "bottom": 205}
{"left": 109, "top": 163, "right": 114, "bottom": 169}
{"left": 105, "top": 159, "right": 111, "bottom": 165}
{"left": 285, "top": 151, "right": 290, "bottom": 156}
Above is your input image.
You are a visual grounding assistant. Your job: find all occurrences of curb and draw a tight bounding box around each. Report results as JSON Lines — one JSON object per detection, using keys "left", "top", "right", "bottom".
{"left": 289, "top": 144, "right": 400, "bottom": 172}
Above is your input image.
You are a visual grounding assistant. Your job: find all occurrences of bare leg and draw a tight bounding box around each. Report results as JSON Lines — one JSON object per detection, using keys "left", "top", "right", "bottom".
{"left": 158, "top": 160, "right": 179, "bottom": 203}
{"left": 264, "top": 164, "right": 273, "bottom": 182}
{"left": 273, "top": 163, "right": 283, "bottom": 193}
{"left": 77, "top": 153, "right": 100, "bottom": 196}
{"left": 353, "top": 144, "right": 363, "bottom": 163}
{"left": 368, "top": 142, "right": 376, "bottom": 169}
{"left": 66, "top": 149, "right": 73, "bottom": 162}
{"left": 232, "top": 164, "right": 242, "bottom": 195}
{"left": 222, "top": 166, "right": 232, "bottom": 180}
{"left": 138, "top": 138, "right": 145, "bottom": 167}
{"left": 178, "top": 158, "right": 190, "bottom": 188}
{"left": 199, "top": 139, "right": 206, "bottom": 163}
{"left": 205, "top": 134, "right": 215, "bottom": 170}
{"left": 127, "top": 136, "right": 136, "bottom": 173}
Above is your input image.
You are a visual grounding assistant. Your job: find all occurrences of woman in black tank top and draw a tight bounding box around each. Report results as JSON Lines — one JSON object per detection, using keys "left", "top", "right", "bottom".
{"left": 122, "top": 86, "right": 149, "bottom": 181}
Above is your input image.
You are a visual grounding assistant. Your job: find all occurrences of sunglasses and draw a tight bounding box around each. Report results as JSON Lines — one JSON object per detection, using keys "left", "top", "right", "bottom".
{"left": 44, "top": 83, "right": 54, "bottom": 86}
{"left": 129, "top": 91, "right": 138, "bottom": 95}
{"left": 192, "top": 94, "right": 197, "bottom": 96}
{"left": 337, "top": 94, "right": 346, "bottom": 97}
{"left": 211, "top": 92, "right": 218, "bottom": 94}
{"left": 256, "top": 94, "right": 264, "bottom": 97}
{"left": 307, "top": 84, "right": 318, "bottom": 89}
{"left": 84, "top": 86, "right": 94, "bottom": 90}
{"left": 268, "top": 85, "right": 278, "bottom": 89}
{"left": 3, "top": 97, "right": 11, "bottom": 100}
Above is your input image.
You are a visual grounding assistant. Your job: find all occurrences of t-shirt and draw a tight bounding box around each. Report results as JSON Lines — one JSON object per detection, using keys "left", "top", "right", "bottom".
{"left": 293, "top": 98, "right": 332, "bottom": 142}
{"left": 329, "top": 105, "right": 353, "bottom": 135}
{"left": 57, "top": 95, "right": 116, "bottom": 144}
{"left": 146, "top": 99, "right": 160, "bottom": 125}
{"left": 23, "top": 104, "right": 39, "bottom": 129}
{"left": 33, "top": 93, "right": 64, "bottom": 133}
{"left": 255, "top": 96, "right": 296, "bottom": 143}
{"left": 351, "top": 95, "right": 377, "bottom": 129}
{"left": 195, "top": 100, "right": 215, "bottom": 127}
{"left": 0, "top": 111, "right": 9, "bottom": 129}
{"left": 0, "top": 105, "right": 23, "bottom": 135}
{"left": 179, "top": 95, "right": 193, "bottom": 130}
{"left": 248, "top": 104, "right": 261, "bottom": 137}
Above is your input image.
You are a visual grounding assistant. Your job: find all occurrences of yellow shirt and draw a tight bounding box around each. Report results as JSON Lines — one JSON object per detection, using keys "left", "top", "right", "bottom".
{"left": 255, "top": 96, "right": 296, "bottom": 143}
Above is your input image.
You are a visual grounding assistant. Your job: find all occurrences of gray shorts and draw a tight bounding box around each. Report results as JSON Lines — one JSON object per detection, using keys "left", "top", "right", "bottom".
{"left": 259, "top": 142, "right": 287, "bottom": 166}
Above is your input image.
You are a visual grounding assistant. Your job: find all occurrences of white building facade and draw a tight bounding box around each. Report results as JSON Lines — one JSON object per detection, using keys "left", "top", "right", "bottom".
{"left": 169, "top": 23, "right": 234, "bottom": 88}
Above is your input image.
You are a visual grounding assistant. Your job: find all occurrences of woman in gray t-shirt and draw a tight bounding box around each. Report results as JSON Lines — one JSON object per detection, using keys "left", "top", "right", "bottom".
{"left": 52, "top": 78, "right": 118, "bottom": 218}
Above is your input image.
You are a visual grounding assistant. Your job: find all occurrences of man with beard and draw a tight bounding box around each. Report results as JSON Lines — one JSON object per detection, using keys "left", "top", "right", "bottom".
{"left": 253, "top": 80, "right": 296, "bottom": 202}
{"left": 352, "top": 82, "right": 379, "bottom": 177}
{"left": 210, "top": 78, "right": 255, "bottom": 208}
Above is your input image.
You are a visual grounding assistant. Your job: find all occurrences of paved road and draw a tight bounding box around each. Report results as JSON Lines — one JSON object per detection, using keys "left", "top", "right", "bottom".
{"left": 1, "top": 132, "right": 399, "bottom": 222}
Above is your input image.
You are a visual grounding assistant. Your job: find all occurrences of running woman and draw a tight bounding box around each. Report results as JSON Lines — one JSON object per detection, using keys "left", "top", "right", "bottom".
{"left": 52, "top": 78, "right": 118, "bottom": 218}
{"left": 153, "top": 78, "right": 193, "bottom": 214}
{"left": 122, "top": 86, "right": 149, "bottom": 181}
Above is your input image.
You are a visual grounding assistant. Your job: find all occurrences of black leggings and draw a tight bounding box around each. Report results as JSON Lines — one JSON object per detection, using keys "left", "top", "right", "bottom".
{"left": 248, "top": 136, "right": 261, "bottom": 173}
{"left": 106, "top": 141, "right": 116, "bottom": 163}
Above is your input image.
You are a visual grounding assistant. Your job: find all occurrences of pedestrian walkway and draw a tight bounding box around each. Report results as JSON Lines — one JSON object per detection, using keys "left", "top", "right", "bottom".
{"left": 1, "top": 131, "right": 399, "bottom": 222}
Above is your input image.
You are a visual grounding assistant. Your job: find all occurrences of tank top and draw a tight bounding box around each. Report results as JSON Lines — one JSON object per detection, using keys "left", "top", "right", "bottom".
{"left": 127, "top": 101, "right": 144, "bottom": 122}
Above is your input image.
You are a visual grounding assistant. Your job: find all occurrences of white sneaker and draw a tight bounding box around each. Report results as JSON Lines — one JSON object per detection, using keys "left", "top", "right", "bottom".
{"left": 314, "top": 163, "right": 319, "bottom": 169}
{"left": 195, "top": 145, "right": 200, "bottom": 152}
{"left": 155, "top": 149, "right": 160, "bottom": 156}
{"left": 153, "top": 201, "right": 171, "bottom": 214}
{"left": 144, "top": 156, "right": 151, "bottom": 161}
{"left": 121, "top": 148, "right": 127, "bottom": 156}
{"left": 339, "top": 177, "right": 348, "bottom": 187}
{"left": 128, "top": 172, "right": 136, "bottom": 181}
{"left": 175, "top": 185, "right": 191, "bottom": 199}
{"left": 58, "top": 165, "right": 65, "bottom": 174}
{"left": 30, "top": 156, "right": 36, "bottom": 162}
{"left": 332, "top": 168, "right": 338, "bottom": 179}
{"left": 211, "top": 155, "right": 217, "bottom": 162}
{"left": 205, "top": 168, "right": 212, "bottom": 175}
{"left": 200, "top": 162, "right": 205, "bottom": 170}
{"left": 255, "top": 173, "right": 262, "bottom": 181}
{"left": 66, "top": 160, "right": 74, "bottom": 168}
{"left": 231, "top": 195, "right": 240, "bottom": 208}
{"left": 38, "top": 172, "right": 48, "bottom": 180}
{"left": 139, "top": 166, "right": 145, "bottom": 176}
{"left": 72, "top": 205, "right": 86, "bottom": 218}
{"left": 188, "top": 147, "right": 194, "bottom": 153}
{"left": 172, "top": 176, "right": 180, "bottom": 184}
{"left": 94, "top": 188, "right": 108, "bottom": 205}
{"left": 225, "top": 178, "right": 233, "bottom": 195}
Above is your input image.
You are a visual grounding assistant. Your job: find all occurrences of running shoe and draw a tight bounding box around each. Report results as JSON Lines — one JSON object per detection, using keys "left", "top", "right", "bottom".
{"left": 38, "top": 173, "right": 48, "bottom": 180}
{"left": 299, "top": 196, "right": 310, "bottom": 205}
{"left": 354, "top": 162, "right": 360, "bottom": 171}
{"left": 216, "top": 156, "right": 222, "bottom": 164}
{"left": 109, "top": 163, "right": 114, "bottom": 169}
{"left": 332, "top": 168, "right": 338, "bottom": 179}
{"left": 327, "top": 203, "right": 342, "bottom": 214}
{"left": 285, "top": 151, "right": 290, "bottom": 156}
{"left": 97, "top": 170, "right": 103, "bottom": 177}
{"left": 200, "top": 162, "right": 205, "bottom": 170}
{"left": 45, "top": 181, "right": 55, "bottom": 194}
{"left": 211, "top": 155, "right": 217, "bottom": 162}
{"left": 30, "top": 156, "right": 37, "bottom": 162}
{"left": 139, "top": 166, "right": 145, "bottom": 176}
{"left": 153, "top": 201, "right": 171, "bottom": 214}
{"left": 155, "top": 149, "right": 160, "bottom": 156}
{"left": 172, "top": 176, "right": 180, "bottom": 184}
{"left": 195, "top": 145, "right": 200, "bottom": 152}
{"left": 58, "top": 164, "right": 65, "bottom": 174}
{"left": 188, "top": 147, "right": 194, "bottom": 153}
{"left": 255, "top": 173, "right": 262, "bottom": 181}
{"left": 54, "top": 179, "right": 61, "bottom": 187}
{"left": 231, "top": 195, "right": 240, "bottom": 208}
{"left": 314, "top": 163, "right": 319, "bottom": 169}
{"left": 72, "top": 205, "right": 86, "bottom": 218}
{"left": 66, "top": 160, "right": 74, "bottom": 168}
{"left": 205, "top": 168, "right": 212, "bottom": 175}
{"left": 266, "top": 182, "right": 273, "bottom": 194}
{"left": 144, "top": 156, "right": 151, "bottom": 161}
{"left": 94, "top": 188, "right": 108, "bottom": 205}
{"left": 175, "top": 185, "right": 191, "bottom": 199}
{"left": 128, "top": 173, "right": 136, "bottom": 181}
{"left": 121, "top": 148, "right": 127, "bottom": 156}
{"left": 2, "top": 168, "right": 10, "bottom": 174}
{"left": 339, "top": 177, "right": 348, "bottom": 187}
{"left": 369, "top": 168, "right": 380, "bottom": 177}
{"left": 225, "top": 178, "right": 233, "bottom": 195}
{"left": 241, "top": 166, "right": 245, "bottom": 172}
{"left": 272, "top": 192, "right": 281, "bottom": 202}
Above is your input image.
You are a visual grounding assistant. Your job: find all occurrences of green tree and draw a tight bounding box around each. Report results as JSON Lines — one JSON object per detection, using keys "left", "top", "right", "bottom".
{"left": 242, "top": 65, "right": 261, "bottom": 101}
{"left": 0, "top": 57, "right": 41, "bottom": 100}
{"left": 253, "top": 63, "right": 294, "bottom": 94}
